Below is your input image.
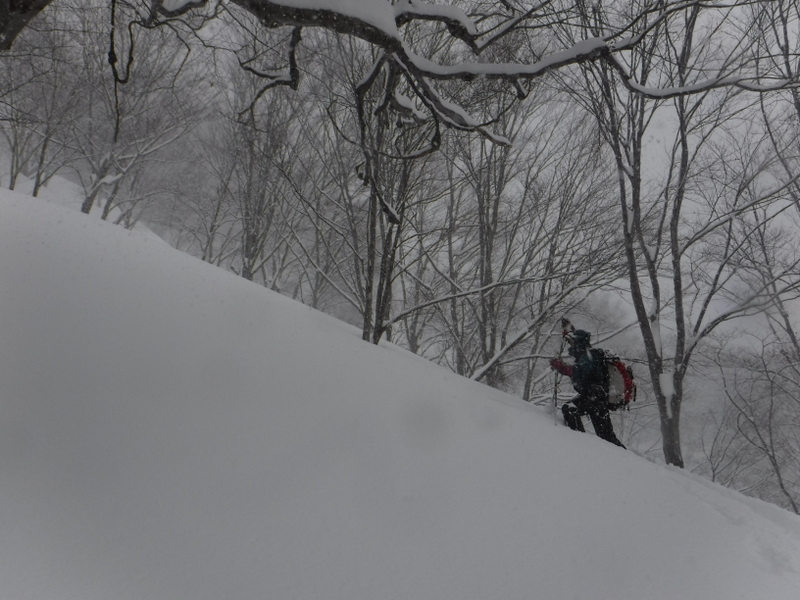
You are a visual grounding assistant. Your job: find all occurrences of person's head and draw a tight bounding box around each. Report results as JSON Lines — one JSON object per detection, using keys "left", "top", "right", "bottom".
{"left": 568, "top": 329, "right": 591, "bottom": 358}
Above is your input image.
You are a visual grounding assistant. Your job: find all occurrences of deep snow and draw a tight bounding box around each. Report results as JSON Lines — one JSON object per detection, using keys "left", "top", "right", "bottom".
{"left": 2, "top": 188, "right": 800, "bottom": 599}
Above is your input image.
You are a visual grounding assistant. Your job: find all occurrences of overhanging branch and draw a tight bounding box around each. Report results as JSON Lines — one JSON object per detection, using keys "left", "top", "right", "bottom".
{"left": 3, "top": 0, "right": 797, "bottom": 138}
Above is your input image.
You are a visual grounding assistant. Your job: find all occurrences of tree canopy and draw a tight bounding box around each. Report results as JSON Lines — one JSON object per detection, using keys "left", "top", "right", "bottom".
{"left": 3, "top": 1, "right": 796, "bottom": 145}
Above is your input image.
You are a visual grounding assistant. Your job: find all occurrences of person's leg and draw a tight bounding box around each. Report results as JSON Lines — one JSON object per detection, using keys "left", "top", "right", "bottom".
{"left": 587, "top": 406, "right": 626, "bottom": 448}
{"left": 561, "top": 399, "right": 587, "bottom": 432}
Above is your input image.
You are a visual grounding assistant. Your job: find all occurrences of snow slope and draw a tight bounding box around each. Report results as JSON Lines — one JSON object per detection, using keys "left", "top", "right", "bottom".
{"left": 2, "top": 189, "right": 800, "bottom": 600}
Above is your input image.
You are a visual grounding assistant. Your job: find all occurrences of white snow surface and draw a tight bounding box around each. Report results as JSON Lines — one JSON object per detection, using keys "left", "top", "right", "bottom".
{"left": 2, "top": 188, "right": 800, "bottom": 599}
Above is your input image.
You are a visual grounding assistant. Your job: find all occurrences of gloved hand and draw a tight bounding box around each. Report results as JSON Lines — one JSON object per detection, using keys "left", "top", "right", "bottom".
{"left": 550, "top": 358, "right": 573, "bottom": 377}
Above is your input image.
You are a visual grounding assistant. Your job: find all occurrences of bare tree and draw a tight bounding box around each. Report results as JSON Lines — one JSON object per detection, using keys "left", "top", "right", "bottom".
{"left": 7, "top": 0, "right": 800, "bottom": 474}
{"left": 41, "top": 0, "right": 205, "bottom": 216}
{"left": 0, "top": 11, "right": 81, "bottom": 193}
{"left": 553, "top": 1, "right": 800, "bottom": 467}
{"left": 692, "top": 394, "right": 765, "bottom": 490}
{"left": 709, "top": 335, "right": 800, "bottom": 514}
{"left": 373, "top": 93, "right": 624, "bottom": 394}
{"left": 3, "top": 1, "right": 791, "bottom": 139}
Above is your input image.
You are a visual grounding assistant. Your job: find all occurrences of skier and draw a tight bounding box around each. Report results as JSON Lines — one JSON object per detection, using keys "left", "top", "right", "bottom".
{"left": 549, "top": 329, "right": 626, "bottom": 448}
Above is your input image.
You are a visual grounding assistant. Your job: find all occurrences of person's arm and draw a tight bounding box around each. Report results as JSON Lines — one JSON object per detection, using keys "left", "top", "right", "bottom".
{"left": 549, "top": 358, "right": 573, "bottom": 377}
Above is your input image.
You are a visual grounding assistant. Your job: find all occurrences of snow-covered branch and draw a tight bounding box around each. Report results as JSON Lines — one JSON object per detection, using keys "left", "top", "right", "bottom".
{"left": 381, "top": 272, "right": 576, "bottom": 332}
{"left": 469, "top": 270, "right": 607, "bottom": 382}
{"left": 4, "top": 0, "right": 792, "bottom": 139}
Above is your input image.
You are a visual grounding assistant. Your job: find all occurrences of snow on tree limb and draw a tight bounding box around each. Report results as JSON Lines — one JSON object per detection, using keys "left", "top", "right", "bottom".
{"left": 469, "top": 270, "right": 610, "bottom": 382}
{"left": 3, "top": 0, "right": 798, "bottom": 137}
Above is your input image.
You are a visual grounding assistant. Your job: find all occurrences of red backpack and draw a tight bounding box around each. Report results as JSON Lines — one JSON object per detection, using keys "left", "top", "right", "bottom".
{"left": 598, "top": 349, "right": 637, "bottom": 408}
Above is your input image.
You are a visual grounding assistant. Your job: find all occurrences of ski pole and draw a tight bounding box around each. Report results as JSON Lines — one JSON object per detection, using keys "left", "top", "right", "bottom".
{"left": 553, "top": 317, "right": 573, "bottom": 424}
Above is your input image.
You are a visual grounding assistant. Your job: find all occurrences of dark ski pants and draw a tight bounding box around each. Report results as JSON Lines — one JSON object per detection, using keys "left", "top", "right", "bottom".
{"left": 562, "top": 396, "right": 626, "bottom": 448}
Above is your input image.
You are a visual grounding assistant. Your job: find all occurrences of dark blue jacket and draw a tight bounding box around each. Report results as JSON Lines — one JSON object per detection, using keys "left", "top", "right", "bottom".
{"left": 570, "top": 347, "right": 609, "bottom": 401}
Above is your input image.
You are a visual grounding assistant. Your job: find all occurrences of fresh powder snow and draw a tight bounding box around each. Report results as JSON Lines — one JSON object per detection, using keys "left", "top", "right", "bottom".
{"left": 2, "top": 186, "right": 800, "bottom": 599}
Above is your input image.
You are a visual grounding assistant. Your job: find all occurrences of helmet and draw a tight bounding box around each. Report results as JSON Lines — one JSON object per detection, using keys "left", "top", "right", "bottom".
{"left": 567, "top": 329, "right": 591, "bottom": 358}
{"left": 570, "top": 329, "right": 591, "bottom": 347}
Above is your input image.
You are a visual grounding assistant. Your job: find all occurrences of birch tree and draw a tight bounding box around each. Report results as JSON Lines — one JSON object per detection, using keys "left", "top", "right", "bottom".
{"left": 559, "top": 1, "right": 800, "bottom": 467}
{"left": 46, "top": 0, "right": 204, "bottom": 216}
{"left": 709, "top": 335, "right": 800, "bottom": 515}
{"left": 0, "top": 9, "right": 80, "bottom": 193}
{"left": 3, "top": 1, "right": 790, "bottom": 139}
{"left": 5, "top": 0, "right": 800, "bottom": 466}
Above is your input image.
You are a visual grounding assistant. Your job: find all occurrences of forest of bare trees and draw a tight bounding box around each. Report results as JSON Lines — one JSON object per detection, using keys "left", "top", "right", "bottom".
{"left": 3, "top": 0, "right": 800, "bottom": 512}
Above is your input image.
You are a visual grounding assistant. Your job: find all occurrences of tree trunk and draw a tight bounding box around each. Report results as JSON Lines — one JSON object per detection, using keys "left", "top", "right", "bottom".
{"left": 658, "top": 387, "right": 684, "bottom": 468}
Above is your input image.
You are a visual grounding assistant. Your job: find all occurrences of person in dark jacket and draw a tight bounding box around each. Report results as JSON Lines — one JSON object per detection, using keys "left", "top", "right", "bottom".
{"left": 550, "top": 329, "right": 626, "bottom": 448}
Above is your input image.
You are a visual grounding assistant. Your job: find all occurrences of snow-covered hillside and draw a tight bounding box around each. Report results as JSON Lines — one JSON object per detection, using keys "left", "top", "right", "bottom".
{"left": 2, "top": 189, "right": 800, "bottom": 600}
